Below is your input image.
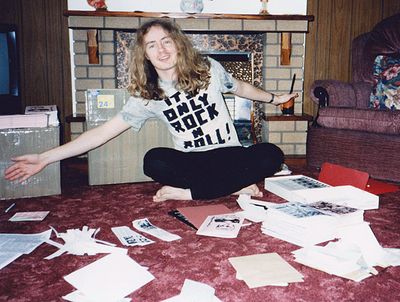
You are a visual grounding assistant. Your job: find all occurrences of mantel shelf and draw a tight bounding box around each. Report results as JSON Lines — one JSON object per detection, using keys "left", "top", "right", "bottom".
{"left": 64, "top": 10, "right": 314, "bottom": 21}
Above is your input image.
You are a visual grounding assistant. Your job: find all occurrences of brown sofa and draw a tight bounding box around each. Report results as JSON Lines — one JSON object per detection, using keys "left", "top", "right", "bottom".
{"left": 307, "top": 14, "right": 400, "bottom": 182}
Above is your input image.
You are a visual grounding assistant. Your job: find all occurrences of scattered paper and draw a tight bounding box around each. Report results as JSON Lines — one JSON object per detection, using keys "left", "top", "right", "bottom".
{"left": 196, "top": 213, "right": 244, "bottom": 238}
{"left": 132, "top": 218, "right": 181, "bottom": 242}
{"left": 0, "top": 229, "right": 52, "bottom": 254}
{"left": 162, "top": 279, "right": 222, "bottom": 302}
{"left": 236, "top": 194, "right": 274, "bottom": 223}
{"left": 63, "top": 253, "right": 154, "bottom": 302}
{"left": 229, "top": 253, "right": 303, "bottom": 288}
{"left": 63, "top": 290, "right": 131, "bottom": 302}
{"left": 0, "top": 229, "right": 52, "bottom": 270}
{"left": 293, "top": 242, "right": 374, "bottom": 282}
{"left": 0, "top": 252, "right": 22, "bottom": 270}
{"left": 111, "top": 226, "right": 154, "bottom": 246}
{"left": 45, "top": 226, "right": 126, "bottom": 259}
{"left": 274, "top": 163, "right": 292, "bottom": 176}
{"left": 9, "top": 211, "right": 50, "bottom": 222}
{"left": 336, "top": 222, "right": 391, "bottom": 267}
{"left": 293, "top": 222, "right": 400, "bottom": 281}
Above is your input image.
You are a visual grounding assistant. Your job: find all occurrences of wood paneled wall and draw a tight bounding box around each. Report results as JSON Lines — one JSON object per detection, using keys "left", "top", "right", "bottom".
{"left": 304, "top": 0, "right": 400, "bottom": 116}
{"left": 1, "top": 0, "right": 400, "bottom": 140}
{"left": 0, "top": 0, "right": 72, "bottom": 142}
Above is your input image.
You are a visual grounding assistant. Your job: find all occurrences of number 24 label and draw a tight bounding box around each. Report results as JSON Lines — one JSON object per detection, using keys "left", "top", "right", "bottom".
{"left": 97, "top": 95, "right": 115, "bottom": 109}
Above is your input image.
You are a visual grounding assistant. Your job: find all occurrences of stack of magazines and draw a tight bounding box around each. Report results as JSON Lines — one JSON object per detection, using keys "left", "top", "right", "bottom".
{"left": 261, "top": 201, "right": 363, "bottom": 247}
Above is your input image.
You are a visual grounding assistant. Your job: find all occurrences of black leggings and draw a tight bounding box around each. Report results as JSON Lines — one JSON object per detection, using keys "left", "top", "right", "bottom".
{"left": 143, "top": 143, "right": 284, "bottom": 200}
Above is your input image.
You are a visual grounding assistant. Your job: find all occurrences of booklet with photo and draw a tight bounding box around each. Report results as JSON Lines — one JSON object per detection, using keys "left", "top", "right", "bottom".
{"left": 196, "top": 213, "right": 244, "bottom": 238}
{"left": 177, "top": 204, "right": 233, "bottom": 229}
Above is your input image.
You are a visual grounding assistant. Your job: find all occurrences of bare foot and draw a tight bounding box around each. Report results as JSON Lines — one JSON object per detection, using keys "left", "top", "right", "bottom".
{"left": 233, "top": 184, "right": 263, "bottom": 198}
{"left": 153, "top": 186, "right": 193, "bottom": 202}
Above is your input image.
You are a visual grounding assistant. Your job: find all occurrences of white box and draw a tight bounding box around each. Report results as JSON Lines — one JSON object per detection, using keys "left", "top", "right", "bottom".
{"left": 264, "top": 175, "right": 379, "bottom": 210}
{"left": 0, "top": 114, "right": 49, "bottom": 129}
{"left": 25, "top": 105, "right": 59, "bottom": 126}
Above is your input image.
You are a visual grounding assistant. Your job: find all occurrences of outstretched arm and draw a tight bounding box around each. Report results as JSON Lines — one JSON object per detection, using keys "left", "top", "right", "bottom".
{"left": 4, "top": 115, "right": 131, "bottom": 182}
{"left": 234, "top": 79, "right": 298, "bottom": 105}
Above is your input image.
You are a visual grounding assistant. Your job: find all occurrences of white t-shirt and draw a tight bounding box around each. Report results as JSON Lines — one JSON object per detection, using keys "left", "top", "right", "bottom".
{"left": 119, "top": 58, "right": 242, "bottom": 152}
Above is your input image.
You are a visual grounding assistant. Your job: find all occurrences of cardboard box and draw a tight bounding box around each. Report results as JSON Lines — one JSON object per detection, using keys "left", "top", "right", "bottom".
{"left": 0, "top": 126, "right": 61, "bottom": 200}
{"left": 85, "top": 89, "right": 173, "bottom": 185}
{"left": 87, "top": 119, "right": 173, "bottom": 185}
{"left": 86, "top": 89, "right": 129, "bottom": 123}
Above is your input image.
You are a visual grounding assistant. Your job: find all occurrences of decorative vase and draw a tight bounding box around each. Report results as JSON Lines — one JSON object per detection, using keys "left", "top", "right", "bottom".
{"left": 87, "top": 0, "right": 108, "bottom": 11}
{"left": 180, "top": 0, "right": 204, "bottom": 13}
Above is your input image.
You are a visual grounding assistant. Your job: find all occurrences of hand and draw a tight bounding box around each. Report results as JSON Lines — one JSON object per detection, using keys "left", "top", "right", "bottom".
{"left": 4, "top": 154, "right": 47, "bottom": 182}
{"left": 273, "top": 92, "right": 299, "bottom": 106}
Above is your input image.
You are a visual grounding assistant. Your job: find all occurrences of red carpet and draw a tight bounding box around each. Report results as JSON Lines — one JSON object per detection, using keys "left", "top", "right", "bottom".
{"left": 0, "top": 160, "right": 399, "bottom": 301}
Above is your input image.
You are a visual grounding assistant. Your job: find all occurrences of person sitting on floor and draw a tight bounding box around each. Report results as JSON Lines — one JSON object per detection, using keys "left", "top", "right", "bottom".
{"left": 4, "top": 19, "right": 297, "bottom": 202}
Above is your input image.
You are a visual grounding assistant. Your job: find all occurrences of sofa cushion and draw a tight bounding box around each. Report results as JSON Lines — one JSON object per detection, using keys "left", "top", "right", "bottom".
{"left": 317, "top": 107, "right": 400, "bottom": 135}
{"left": 369, "top": 55, "right": 400, "bottom": 110}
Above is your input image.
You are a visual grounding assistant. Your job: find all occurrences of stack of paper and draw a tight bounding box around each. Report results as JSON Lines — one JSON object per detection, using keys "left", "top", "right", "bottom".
{"left": 229, "top": 253, "right": 304, "bottom": 288}
{"left": 264, "top": 175, "right": 330, "bottom": 202}
{"left": 264, "top": 175, "right": 379, "bottom": 210}
{"left": 295, "top": 185, "right": 379, "bottom": 210}
{"left": 306, "top": 201, "right": 364, "bottom": 227}
{"left": 63, "top": 253, "right": 154, "bottom": 302}
{"left": 25, "top": 105, "right": 59, "bottom": 126}
{"left": 261, "top": 202, "right": 338, "bottom": 247}
{"left": 0, "top": 114, "right": 49, "bottom": 129}
{"left": 292, "top": 222, "right": 400, "bottom": 282}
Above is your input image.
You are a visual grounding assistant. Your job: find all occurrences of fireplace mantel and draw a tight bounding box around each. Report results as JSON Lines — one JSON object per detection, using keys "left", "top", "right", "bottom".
{"left": 64, "top": 10, "right": 314, "bottom": 22}
{"left": 65, "top": 10, "right": 313, "bottom": 33}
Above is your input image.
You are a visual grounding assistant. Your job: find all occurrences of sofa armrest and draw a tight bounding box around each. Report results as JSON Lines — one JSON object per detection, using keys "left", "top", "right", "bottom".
{"left": 352, "top": 82, "right": 373, "bottom": 109}
{"left": 311, "top": 80, "right": 357, "bottom": 107}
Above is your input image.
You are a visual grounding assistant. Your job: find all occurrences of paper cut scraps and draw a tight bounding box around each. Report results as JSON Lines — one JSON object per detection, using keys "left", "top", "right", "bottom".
{"left": 229, "top": 253, "right": 303, "bottom": 288}
{"left": 162, "top": 279, "right": 222, "bottom": 302}
{"left": 132, "top": 218, "right": 181, "bottom": 242}
{"left": 45, "top": 226, "right": 126, "bottom": 260}
{"left": 63, "top": 253, "right": 154, "bottom": 302}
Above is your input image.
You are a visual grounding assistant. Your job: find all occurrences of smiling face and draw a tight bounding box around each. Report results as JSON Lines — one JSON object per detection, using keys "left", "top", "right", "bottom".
{"left": 144, "top": 25, "right": 178, "bottom": 81}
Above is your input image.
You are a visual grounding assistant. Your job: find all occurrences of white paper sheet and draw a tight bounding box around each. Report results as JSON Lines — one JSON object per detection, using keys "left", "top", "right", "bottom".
{"left": 162, "top": 279, "right": 222, "bottom": 302}
{"left": 0, "top": 229, "right": 52, "bottom": 254}
{"left": 64, "top": 253, "right": 154, "bottom": 302}
{"left": 229, "top": 253, "right": 303, "bottom": 288}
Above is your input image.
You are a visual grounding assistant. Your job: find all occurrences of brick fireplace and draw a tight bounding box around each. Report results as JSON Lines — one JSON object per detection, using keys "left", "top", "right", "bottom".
{"left": 67, "top": 11, "right": 312, "bottom": 155}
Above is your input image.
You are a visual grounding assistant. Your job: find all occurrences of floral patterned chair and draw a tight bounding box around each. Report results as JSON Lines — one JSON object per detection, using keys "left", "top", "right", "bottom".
{"left": 306, "top": 13, "right": 400, "bottom": 182}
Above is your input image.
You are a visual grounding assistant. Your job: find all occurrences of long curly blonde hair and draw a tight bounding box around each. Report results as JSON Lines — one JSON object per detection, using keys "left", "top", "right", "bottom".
{"left": 127, "top": 20, "right": 211, "bottom": 100}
